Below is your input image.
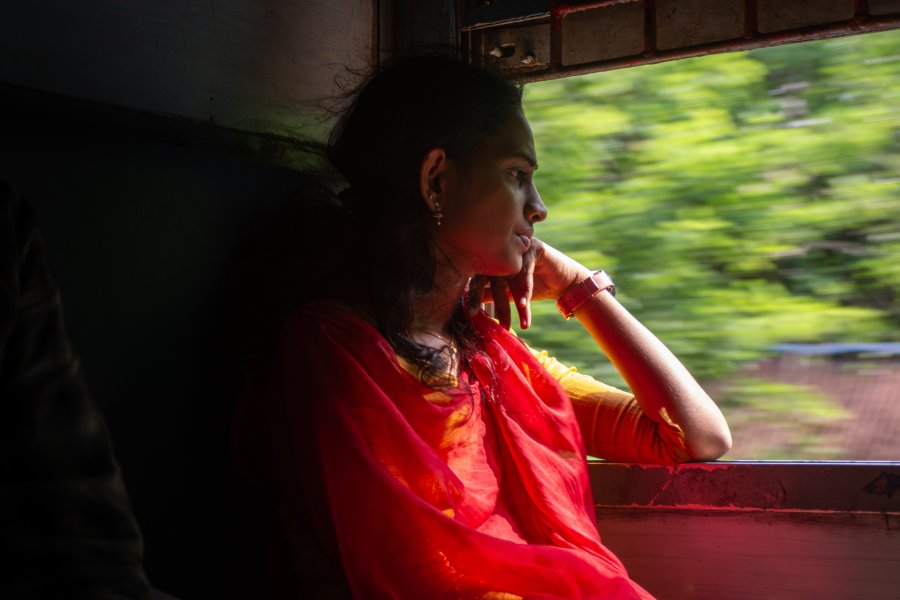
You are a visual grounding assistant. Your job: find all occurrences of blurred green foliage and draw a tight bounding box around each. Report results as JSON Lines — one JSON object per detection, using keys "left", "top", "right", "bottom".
{"left": 520, "top": 30, "right": 900, "bottom": 457}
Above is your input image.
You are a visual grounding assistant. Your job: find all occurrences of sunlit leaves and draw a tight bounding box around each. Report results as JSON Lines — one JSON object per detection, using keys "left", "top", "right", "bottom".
{"left": 520, "top": 30, "right": 900, "bottom": 457}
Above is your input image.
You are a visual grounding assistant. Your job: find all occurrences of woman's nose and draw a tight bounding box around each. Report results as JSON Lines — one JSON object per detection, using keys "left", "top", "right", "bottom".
{"left": 526, "top": 188, "right": 548, "bottom": 223}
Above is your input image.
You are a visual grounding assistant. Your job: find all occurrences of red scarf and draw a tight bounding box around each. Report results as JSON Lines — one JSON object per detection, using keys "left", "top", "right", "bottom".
{"left": 237, "top": 302, "right": 653, "bottom": 599}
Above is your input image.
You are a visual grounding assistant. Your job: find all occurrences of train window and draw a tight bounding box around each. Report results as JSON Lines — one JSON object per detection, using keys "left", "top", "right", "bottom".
{"left": 518, "top": 28, "right": 900, "bottom": 460}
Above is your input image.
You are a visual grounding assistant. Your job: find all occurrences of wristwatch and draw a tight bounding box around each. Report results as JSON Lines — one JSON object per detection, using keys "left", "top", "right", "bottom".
{"left": 556, "top": 270, "right": 616, "bottom": 320}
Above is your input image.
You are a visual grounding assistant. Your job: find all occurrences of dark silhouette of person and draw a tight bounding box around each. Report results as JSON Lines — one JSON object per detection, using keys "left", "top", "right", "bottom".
{"left": 0, "top": 179, "right": 152, "bottom": 599}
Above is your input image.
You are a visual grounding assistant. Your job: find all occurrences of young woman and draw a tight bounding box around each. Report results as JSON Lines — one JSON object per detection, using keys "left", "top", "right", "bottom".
{"left": 235, "top": 55, "right": 731, "bottom": 599}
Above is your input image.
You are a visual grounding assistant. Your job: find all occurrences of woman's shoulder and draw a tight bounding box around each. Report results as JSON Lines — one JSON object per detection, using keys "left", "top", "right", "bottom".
{"left": 281, "top": 299, "right": 385, "bottom": 350}
{"left": 286, "top": 298, "right": 368, "bottom": 327}
{"left": 275, "top": 300, "right": 413, "bottom": 388}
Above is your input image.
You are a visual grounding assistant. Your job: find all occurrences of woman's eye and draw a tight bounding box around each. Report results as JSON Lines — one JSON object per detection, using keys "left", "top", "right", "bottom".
{"left": 511, "top": 169, "right": 527, "bottom": 183}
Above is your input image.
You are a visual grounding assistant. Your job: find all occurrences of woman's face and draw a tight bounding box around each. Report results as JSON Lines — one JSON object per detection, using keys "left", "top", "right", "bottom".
{"left": 436, "top": 110, "right": 547, "bottom": 277}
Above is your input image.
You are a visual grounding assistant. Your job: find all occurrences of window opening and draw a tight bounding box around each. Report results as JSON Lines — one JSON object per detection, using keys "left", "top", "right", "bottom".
{"left": 520, "top": 29, "right": 900, "bottom": 460}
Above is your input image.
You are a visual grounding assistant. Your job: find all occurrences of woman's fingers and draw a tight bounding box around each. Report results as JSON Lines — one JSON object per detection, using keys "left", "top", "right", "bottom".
{"left": 468, "top": 242, "right": 549, "bottom": 330}
{"left": 490, "top": 277, "right": 512, "bottom": 330}
{"left": 509, "top": 246, "right": 537, "bottom": 330}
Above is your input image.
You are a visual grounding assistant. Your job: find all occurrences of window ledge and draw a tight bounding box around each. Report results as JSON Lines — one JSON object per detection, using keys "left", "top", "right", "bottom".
{"left": 588, "top": 460, "right": 900, "bottom": 514}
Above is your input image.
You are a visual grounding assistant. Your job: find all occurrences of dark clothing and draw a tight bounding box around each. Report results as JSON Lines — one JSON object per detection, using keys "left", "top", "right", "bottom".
{"left": 0, "top": 180, "right": 151, "bottom": 599}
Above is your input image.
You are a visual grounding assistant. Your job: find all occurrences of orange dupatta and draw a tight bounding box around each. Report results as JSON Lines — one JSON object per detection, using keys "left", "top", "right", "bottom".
{"left": 239, "top": 301, "right": 654, "bottom": 599}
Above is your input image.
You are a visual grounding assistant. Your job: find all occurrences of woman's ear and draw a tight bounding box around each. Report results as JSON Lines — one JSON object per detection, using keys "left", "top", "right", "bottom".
{"left": 419, "top": 148, "right": 448, "bottom": 211}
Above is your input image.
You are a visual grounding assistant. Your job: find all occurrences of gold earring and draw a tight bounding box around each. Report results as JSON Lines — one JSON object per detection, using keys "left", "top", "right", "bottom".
{"left": 430, "top": 193, "right": 443, "bottom": 226}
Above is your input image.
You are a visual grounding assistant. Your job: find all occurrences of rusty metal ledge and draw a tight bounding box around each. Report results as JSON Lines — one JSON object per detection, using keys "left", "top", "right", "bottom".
{"left": 588, "top": 461, "right": 900, "bottom": 513}
{"left": 464, "top": 3, "right": 900, "bottom": 83}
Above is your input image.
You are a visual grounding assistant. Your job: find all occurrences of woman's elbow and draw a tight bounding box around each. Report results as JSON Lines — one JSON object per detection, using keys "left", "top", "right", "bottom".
{"left": 688, "top": 426, "right": 732, "bottom": 461}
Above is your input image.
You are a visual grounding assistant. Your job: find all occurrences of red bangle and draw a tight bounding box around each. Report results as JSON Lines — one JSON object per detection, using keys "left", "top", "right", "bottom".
{"left": 556, "top": 270, "right": 616, "bottom": 320}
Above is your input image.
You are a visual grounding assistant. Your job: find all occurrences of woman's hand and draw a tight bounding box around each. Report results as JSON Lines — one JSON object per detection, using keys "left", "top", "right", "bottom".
{"left": 468, "top": 239, "right": 592, "bottom": 330}
{"left": 468, "top": 239, "right": 732, "bottom": 460}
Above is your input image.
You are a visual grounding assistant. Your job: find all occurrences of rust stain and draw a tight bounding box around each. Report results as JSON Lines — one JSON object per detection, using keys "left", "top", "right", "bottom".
{"left": 552, "top": 0, "right": 638, "bottom": 18}
{"left": 862, "top": 472, "right": 900, "bottom": 499}
{"left": 507, "top": 10, "right": 900, "bottom": 84}
{"left": 648, "top": 469, "right": 788, "bottom": 509}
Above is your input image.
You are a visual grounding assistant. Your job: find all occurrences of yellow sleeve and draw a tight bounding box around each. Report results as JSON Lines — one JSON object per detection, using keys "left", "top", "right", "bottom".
{"left": 529, "top": 348, "right": 689, "bottom": 464}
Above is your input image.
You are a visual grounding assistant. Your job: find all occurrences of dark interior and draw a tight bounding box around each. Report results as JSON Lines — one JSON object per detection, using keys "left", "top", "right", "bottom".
{"left": 0, "top": 107, "right": 319, "bottom": 597}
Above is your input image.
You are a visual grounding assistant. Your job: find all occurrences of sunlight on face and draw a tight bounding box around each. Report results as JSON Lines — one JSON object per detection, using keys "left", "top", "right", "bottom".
{"left": 436, "top": 111, "right": 547, "bottom": 277}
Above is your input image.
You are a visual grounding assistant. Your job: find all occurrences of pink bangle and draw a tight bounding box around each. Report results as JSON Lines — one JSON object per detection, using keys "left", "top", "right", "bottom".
{"left": 556, "top": 270, "right": 616, "bottom": 320}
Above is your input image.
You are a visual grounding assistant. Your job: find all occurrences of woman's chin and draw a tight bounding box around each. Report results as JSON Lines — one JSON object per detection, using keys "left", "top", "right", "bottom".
{"left": 476, "top": 253, "right": 524, "bottom": 278}
{"left": 493, "top": 258, "right": 524, "bottom": 278}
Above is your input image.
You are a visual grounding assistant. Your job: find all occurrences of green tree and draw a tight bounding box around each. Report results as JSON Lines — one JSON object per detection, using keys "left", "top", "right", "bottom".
{"left": 520, "top": 30, "right": 900, "bottom": 457}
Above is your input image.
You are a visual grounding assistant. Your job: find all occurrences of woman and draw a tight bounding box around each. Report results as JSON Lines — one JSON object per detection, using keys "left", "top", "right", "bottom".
{"left": 235, "top": 55, "right": 731, "bottom": 599}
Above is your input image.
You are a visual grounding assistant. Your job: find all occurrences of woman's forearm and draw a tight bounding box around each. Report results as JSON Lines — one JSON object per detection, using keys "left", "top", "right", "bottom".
{"left": 498, "top": 239, "right": 731, "bottom": 460}
{"left": 571, "top": 285, "right": 732, "bottom": 461}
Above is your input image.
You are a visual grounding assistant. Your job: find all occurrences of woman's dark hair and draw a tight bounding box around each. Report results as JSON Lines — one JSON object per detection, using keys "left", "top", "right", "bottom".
{"left": 328, "top": 55, "right": 523, "bottom": 382}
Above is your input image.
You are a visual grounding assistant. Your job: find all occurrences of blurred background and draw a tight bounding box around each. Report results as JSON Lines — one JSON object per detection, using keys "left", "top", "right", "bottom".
{"left": 520, "top": 29, "right": 900, "bottom": 461}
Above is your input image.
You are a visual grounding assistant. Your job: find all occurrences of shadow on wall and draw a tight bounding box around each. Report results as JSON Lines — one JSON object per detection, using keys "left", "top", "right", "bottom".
{"left": 0, "top": 112, "right": 338, "bottom": 598}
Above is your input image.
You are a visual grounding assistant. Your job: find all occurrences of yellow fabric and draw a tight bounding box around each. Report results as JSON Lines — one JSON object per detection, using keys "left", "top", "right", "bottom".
{"left": 392, "top": 329, "right": 689, "bottom": 464}
{"left": 530, "top": 348, "right": 689, "bottom": 464}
